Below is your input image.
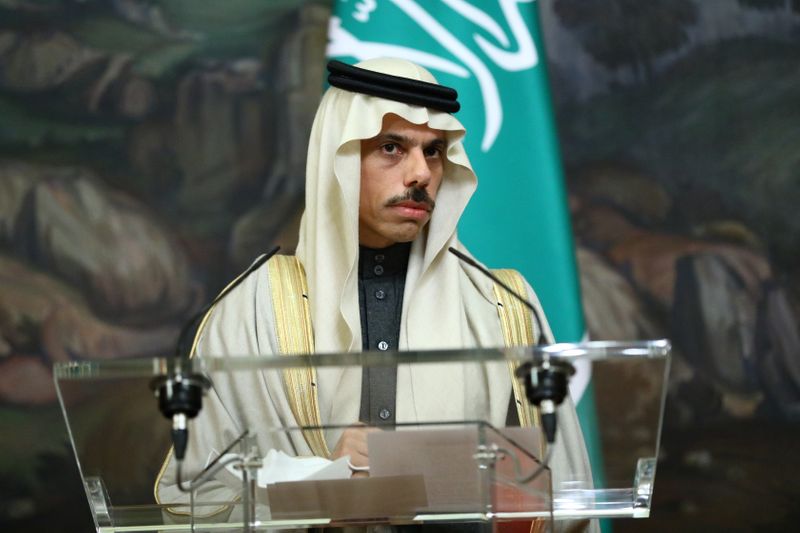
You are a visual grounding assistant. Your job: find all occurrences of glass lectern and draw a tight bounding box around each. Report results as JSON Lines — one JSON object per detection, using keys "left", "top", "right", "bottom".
{"left": 54, "top": 340, "right": 670, "bottom": 532}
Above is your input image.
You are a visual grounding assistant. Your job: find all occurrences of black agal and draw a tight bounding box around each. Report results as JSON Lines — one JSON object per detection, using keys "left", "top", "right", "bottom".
{"left": 327, "top": 60, "right": 461, "bottom": 113}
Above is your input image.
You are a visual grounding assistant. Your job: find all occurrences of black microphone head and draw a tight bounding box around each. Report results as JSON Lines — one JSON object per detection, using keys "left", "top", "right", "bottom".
{"left": 152, "top": 373, "right": 211, "bottom": 419}
{"left": 524, "top": 364, "right": 571, "bottom": 407}
{"left": 153, "top": 246, "right": 279, "bottom": 462}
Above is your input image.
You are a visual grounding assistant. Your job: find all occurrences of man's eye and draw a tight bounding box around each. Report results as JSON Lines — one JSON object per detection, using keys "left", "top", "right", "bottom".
{"left": 382, "top": 143, "right": 398, "bottom": 154}
{"left": 424, "top": 146, "right": 443, "bottom": 158}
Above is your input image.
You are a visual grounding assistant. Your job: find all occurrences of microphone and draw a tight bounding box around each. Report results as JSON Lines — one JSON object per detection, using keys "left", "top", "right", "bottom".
{"left": 448, "top": 246, "right": 573, "bottom": 443}
{"left": 151, "top": 246, "right": 280, "bottom": 461}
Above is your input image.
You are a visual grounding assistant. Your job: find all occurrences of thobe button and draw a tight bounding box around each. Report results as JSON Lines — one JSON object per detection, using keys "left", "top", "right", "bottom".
{"left": 375, "top": 289, "right": 386, "bottom": 300}
{"left": 373, "top": 265, "right": 384, "bottom": 275}
{"left": 374, "top": 254, "right": 385, "bottom": 263}
{"left": 379, "top": 408, "right": 392, "bottom": 420}
{"left": 377, "top": 340, "right": 389, "bottom": 351}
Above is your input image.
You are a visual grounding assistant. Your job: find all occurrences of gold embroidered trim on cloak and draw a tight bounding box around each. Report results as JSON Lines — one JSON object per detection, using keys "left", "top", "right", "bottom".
{"left": 492, "top": 269, "right": 544, "bottom": 435}
{"left": 153, "top": 261, "right": 258, "bottom": 517}
{"left": 493, "top": 269, "right": 548, "bottom": 533}
{"left": 268, "top": 255, "right": 331, "bottom": 458}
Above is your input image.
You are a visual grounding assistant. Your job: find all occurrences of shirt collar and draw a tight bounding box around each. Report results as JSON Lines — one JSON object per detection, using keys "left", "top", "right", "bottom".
{"left": 358, "top": 242, "right": 411, "bottom": 279}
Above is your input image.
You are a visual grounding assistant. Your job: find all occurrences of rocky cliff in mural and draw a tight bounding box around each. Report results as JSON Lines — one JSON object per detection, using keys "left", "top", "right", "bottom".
{"left": 0, "top": 2, "right": 330, "bottom": 529}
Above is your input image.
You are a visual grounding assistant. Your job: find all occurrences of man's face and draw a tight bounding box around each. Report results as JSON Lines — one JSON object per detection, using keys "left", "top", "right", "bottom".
{"left": 359, "top": 114, "right": 446, "bottom": 248}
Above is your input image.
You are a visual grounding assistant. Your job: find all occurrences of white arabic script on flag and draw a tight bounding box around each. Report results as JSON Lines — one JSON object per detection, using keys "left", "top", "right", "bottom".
{"left": 327, "top": 0, "right": 539, "bottom": 152}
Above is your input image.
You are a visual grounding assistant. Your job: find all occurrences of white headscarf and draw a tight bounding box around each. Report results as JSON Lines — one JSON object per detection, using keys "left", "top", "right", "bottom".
{"left": 296, "top": 58, "right": 499, "bottom": 359}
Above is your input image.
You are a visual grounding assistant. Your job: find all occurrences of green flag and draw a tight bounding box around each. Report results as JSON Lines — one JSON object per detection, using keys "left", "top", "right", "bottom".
{"left": 327, "top": 0, "right": 602, "bottom": 480}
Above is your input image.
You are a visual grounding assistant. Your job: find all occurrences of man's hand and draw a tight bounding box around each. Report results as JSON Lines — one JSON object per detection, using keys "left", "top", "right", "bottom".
{"left": 331, "top": 424, "right": 377, "bottom": 477}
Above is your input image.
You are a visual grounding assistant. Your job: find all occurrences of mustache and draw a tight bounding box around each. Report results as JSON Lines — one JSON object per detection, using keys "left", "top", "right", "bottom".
{"left": 385, "top": 186, "right": 436, "bottom": 210}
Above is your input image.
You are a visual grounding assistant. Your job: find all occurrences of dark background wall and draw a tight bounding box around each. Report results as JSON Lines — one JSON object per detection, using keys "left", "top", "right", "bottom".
{"left": 542, "top": 0, "right": 800, "bottom": 531}
{"left": 0, "top": 1, "right": 797, "bottom": 531}
{"left": 0, "top": 1, "right": 329, "bottom": 530}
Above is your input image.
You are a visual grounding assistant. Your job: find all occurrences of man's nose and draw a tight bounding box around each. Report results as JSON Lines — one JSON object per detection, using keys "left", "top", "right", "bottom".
{"left": 404, "top": 148, "right": 432, "bottom": 188}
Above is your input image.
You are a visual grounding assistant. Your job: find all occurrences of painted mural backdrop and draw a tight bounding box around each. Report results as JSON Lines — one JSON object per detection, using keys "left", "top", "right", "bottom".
{"left": 544, "top": 0, "right": 800, "bottom": 422}
{"left": 541, "top": 0, "right": 800, "bottom": 530}
{"left": 1, "top": 1, "right": 799, "bottom": 531}
{"left": 0, "top": 1, "right": 329, "bottom": 531}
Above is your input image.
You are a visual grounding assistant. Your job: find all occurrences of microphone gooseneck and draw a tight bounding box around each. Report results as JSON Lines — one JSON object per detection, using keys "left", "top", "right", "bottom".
{"left": 447, "top": 247, "right": 547, "bottom": 345}
{"left": 152, "top": 246, "right": 280, "bottom": 462}
{"left": 447, "top": 246, "right": 574, "bottom": 443}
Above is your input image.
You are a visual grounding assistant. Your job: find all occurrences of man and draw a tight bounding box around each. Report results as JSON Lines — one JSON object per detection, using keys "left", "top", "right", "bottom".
{"left": 156, "top": 58, "right": 593, "bottom": 531}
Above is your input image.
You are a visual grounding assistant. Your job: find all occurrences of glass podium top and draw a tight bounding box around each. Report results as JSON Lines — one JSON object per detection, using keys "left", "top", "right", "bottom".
{"left": 54, "top": 340, "right": 670, "bottom": 379}
{"left": 54, "top": 340, "right": 670, "bottom": 532}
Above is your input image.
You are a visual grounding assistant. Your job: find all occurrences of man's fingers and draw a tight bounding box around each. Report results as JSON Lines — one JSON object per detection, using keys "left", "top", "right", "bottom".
{"left": 346, "top": 448, "right": 369, "bottom": 466}
{"left": 332, "top": 425, "right": 375, "bottom": 462}
{"left": 330, "top": 424, "right": 384, "bottom": 477}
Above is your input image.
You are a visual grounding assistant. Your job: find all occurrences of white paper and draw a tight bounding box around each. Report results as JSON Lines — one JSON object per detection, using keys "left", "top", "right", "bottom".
{"left": 219, "top": 450, "right": 352, "bottom": 487}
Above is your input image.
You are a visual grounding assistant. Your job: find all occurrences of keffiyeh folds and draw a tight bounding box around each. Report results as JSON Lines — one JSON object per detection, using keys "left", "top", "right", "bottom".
{"left": 297, "top": 58, "right": 499, "bottom": 360}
